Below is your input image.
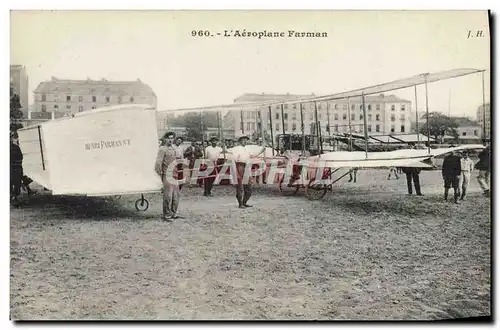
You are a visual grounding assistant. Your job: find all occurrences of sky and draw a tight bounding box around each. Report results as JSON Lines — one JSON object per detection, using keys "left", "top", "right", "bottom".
{"left": 10, "top": 10, "right": 490, "bottom": 119}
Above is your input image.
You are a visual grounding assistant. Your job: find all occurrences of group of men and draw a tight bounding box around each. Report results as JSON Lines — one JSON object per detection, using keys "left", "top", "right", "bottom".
{"left": 154, "top": 132, "right": 265, "bottom": 221}
{"left": 441, "top": 143, "right": 491, "bottom": 203}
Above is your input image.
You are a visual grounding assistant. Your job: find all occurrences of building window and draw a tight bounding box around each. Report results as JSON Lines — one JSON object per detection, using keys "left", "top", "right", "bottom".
{"left": 66, "top": 95, "right": 71, "bottom": 102}
{"left": 400, "top": 114, "right": 405, "bottom": 121}
{"left": 391, "top": 115, "right": 395, "bottom": 122}
{"left": 92, "top": 106, "right": 97, "bottom": 110}
{"left": 292, "top": 104, "right": 296, "bottom": 109}
{"left": 368, "top": 104, "right": 371, "bottom": 110}
{"left": 78, "top": 96, "right": 84, "bottom": 102}
{"left": 391, "top": 105, "right": 395, "bottom": 111}
{"left": 246, "top": 122, "right": 251, "bottom": 131}
{"left": 310, "top": 103, "right": 314, "bottom": 109}
{"left": 318, "top": 104, "right": 322, "bottom": 110}
{"left": 284, "top": 104, "right": 288, "bottom": 109}
{"left": 284, "top": 113, "right": 288, "bottom": 120}
{"left": 400, "top": 125, "right": 405, "bottom": 133}
{"left": 343, "top": 113, "right": 347, "bottom": 120}
{"left": 367, "top": 125, "right": 372, "bottom": 132}
{"left": 351, "top": 104, "right": 355, "bottom": 110}
{"left": 376, "top": 114, "right": 380, "bottom": 121}
{"left": 334, "top": 113, "right": 339, "bottom": 120}
{"left": 53, "top": 104, "right": 58, "bottom": 109}
{"left": 334, "top": 124, "right": 339, "bottom": 132}
{"left": 292, "top": 123, "right": 297, "bottom": 131}
{"left": 375, "top": 125, "right": 380, "bottom": 132}
{"left": 78, "top": 106, "right": 84, "bottom": 112}
{"left": 66, "top": 105, "right": 71, "bottom": 110}
{"left": 284, "top": 124, "right": 288, "bottom": 131}
{"left": 474, "top": 130, "right": 478, "bottom": 136}
{"left": 276, "top": 105, "right": 280, "bottom": 110}
{"left": 130, "top": 96, "right": 134, "bottom": 103}
{"left": 391, "top": 126, "right": 395, "bottom": 133}
{"left": 359, "top": 114, "right": 363, "bottom": 120}
{"left": 275, "top": 113, "right": 279, "bottom": 120}
{"left": 342, "top": 104, "right": 347, "bottom": 110}
{"left": 276, "top": 124, "right": 280, "bottom": 131}
{"left": 368, "top": 114, "right": 372, "bottom": 121}
{"left": 106, "top": 96, "right": 110, "bottom": 103}
{"left": 401, "top": 104, "right": 406, "bottom": 111}
{"left": 376, "top": 104, "right": 380, "bottom": 111}
{"left": 118, "top": 96, "right": 122, "bottom": 104}
{"left": 351, "top": 114, "right": 355, "bottom": 121}
{"left": 41, "top": 94, "right": 46, "bottom": 102}
{"left": 41, "top": 104, "right": 46, "bottom": 112}
{"left": 92, "top": 96, "right": 97, "bottom": 102}
{"left": 462, "top": 132, "right": 467, "bottom": 136}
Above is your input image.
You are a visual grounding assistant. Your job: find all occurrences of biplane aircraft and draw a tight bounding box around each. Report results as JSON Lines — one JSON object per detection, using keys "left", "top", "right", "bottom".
{"left": 16, "top": 68, "right": 488, "bottom": 209}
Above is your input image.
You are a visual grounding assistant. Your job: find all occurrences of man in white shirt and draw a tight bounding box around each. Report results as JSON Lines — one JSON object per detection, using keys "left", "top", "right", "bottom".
{"left": 204, "top": 137, "right": 223, "bottom": 196}
{"left": 459, "top": 150, "right": 474, "bottom": 200}
{"left": 227, "top": 135, "right": 265, "bottom": 208}
{"left": 173, "top": 136, "right": 186, "bottom": 189}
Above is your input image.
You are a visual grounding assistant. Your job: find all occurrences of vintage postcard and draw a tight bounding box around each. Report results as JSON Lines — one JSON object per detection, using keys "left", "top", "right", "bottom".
{"left": 9, "top": 10, "right": 491, "bottom": 321}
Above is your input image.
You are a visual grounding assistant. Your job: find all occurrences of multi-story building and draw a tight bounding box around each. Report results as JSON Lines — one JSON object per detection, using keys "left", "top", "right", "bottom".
{"left": 476, "top": 102, "right": 491, "bottom": 139}
{"left": 223, "top": 93, "right": 412, "bottom": 139}
{"left": 32, "top": 76, "right": 157, "bottom": 117}
{"left": 10, "top": 65, "right": 29, "bottom": 118}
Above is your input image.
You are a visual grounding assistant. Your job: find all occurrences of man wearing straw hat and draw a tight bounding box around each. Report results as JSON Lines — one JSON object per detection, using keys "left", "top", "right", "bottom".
{"left": 227, "top": 134, "right": 265, "bottom": 208}
{"left": 204, "top": 136, "right": 223, "bottom": 196}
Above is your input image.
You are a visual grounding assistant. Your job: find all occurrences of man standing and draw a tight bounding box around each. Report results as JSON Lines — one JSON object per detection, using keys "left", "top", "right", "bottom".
{"left": 228, "top": 135, "right": 265, "bottom": 208}
{"left": 475, "top": 142, "right": 491, "bottom": 197}
{"left": 173, "top": 136, "right": 186, "bottom": 190}
{"left": 155, "top": 132, "right": 181, "bottom": 221}
{"left": 402, "top": 143, "right": 423, "bottom": 196}
{"left": 183, "top": 139, "right": 203, "bottom": 186}
{"left": 10, "top": 132, "right": 23, "bottom": 205}
{"left": 459, "top": 151, "right": 474, "bottom": 200}
{"left": 204, "top": 137, "right": 223, "bottom": 196}
{"left": 402, "top": 167, "right": 423, "bottom": 196}
{"left": 442, "top": 150, "right": 462, "bottom": 203}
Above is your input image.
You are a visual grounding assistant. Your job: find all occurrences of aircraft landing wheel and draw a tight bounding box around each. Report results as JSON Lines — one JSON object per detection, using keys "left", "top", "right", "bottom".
{"left": 305, "top": 181, "right": 328, "bottom": 200}
{"left": 135, "top": 196, "right": 149, "bottom": 211}
{"left": 279, "top": 177, "right": 300, "bottom": 196}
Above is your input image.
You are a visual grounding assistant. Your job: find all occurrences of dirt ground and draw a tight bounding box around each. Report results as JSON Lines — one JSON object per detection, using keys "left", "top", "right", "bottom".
{"left": 10, "top": 169, "right": 491, "bottom": 320}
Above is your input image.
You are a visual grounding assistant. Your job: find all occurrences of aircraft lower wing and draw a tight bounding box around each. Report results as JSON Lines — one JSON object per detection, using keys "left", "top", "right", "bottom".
{"left": 220, "top": 144, "right": 485, "bottom": 169}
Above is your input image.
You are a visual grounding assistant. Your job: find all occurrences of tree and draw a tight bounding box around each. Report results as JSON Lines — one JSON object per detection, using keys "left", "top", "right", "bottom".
{"left": 419, "top": 111, "right": 458, "bottom": 143}
{"left": 10, "top": 85, "right": 24, "bottom": 132}
{"left": 167, "top": 112, "right": 219, "bottom": 141}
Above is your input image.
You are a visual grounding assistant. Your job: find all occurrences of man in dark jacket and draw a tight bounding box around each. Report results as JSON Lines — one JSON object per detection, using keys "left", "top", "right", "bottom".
{"left": 475, "top": 143, "right": 490, "bottom": 196}
{"left": 10, "top": 132, "right": 23, "bottom": 204}
{"left": 442, "top": 150, "right": 462, "bottom": 203}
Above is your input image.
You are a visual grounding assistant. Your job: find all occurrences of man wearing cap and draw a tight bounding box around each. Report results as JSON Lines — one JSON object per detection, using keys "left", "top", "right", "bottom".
{"left": 227, "top": 135, "right": 265, "bottom": 208}
{"left": 155, "top": 131, "right": 181, "bottom": 221}
{"left": 459, "top": 150, "right": 474, "bottom": 200}
{"left": 204, "top": 137, "right": 223, "bottom": 196}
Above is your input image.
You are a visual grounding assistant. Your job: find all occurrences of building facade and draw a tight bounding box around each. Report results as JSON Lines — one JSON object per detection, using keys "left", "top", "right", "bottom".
{"left": 223, "top": 93, "right": 412, "bottom": 139}
{"left": 10, "top": 65, "right": 29, "bottom": 118}
{"left": 476, "top": 102, "right": 491, "bottom": 139}
{"left": 32, "top": 77, "right": 157, "bottom": 117}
